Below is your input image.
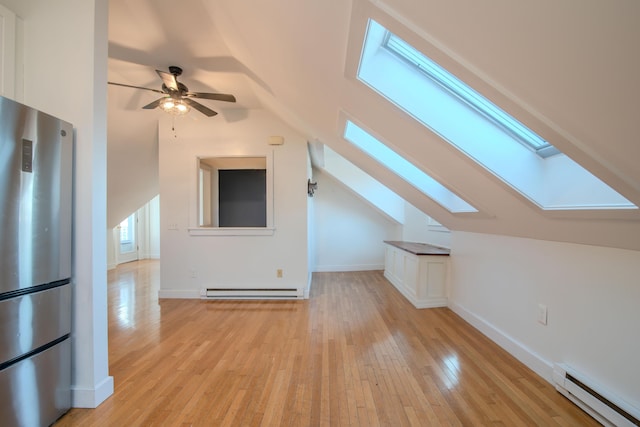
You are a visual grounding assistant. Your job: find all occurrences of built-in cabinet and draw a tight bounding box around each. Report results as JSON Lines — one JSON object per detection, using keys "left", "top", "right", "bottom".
{"left": 383, "top": 241, "right": 450, "bottom": 308}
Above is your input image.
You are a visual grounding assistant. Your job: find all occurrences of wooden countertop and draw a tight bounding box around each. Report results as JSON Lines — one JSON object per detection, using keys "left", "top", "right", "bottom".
{"left": 384, "top": 241, "right": 451, "bottom": 256}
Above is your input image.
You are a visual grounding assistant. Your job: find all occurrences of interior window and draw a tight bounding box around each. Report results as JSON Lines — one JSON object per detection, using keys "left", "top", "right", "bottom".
{"left": 198, "top": 156, "right": 268, "bottom": 228}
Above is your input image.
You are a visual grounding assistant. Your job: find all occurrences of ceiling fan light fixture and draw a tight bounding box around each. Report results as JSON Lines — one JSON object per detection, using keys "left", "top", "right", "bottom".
{"left": 160, "top": 98, "right": 190, "bottom": 115}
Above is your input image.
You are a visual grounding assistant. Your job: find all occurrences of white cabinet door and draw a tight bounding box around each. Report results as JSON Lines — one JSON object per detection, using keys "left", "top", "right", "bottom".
{"left": 384, "top": 243, "right": 449, "bottom": 308}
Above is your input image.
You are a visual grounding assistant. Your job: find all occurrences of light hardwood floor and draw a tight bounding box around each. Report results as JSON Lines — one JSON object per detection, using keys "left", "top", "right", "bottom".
{"left": 55, "top": 260, "right": 598, "bottom": 426}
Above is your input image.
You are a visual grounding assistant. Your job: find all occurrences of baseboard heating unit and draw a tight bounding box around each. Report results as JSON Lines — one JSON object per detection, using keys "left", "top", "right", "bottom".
{"left": 200, "top": 288, "right": 300, "bottom": 299}
{"left": 553, "top": 363, "right": 639, "bottom": 427}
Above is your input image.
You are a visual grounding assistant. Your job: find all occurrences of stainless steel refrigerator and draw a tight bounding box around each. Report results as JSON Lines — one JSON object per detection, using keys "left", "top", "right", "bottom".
{"left": 0, "top": 96, "right": 73, "bottom": 426}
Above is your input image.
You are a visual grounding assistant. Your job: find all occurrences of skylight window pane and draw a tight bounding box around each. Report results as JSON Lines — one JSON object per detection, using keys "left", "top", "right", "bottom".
{"left": 384, "top": 33, "right": 557, "bottom": 156}
{"left": 356, "top": 19, "right": 636, "bottom": 211}
{"left": 344, "top": 120, "right": 477, "bottom": 213}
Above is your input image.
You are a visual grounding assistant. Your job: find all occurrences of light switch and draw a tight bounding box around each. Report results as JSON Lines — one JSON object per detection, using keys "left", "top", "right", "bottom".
{"left": 538, "top": 304, "right": 548, "bottom": 325}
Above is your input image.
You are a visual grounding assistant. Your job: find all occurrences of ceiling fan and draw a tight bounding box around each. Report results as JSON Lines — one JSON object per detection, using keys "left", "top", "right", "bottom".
{"left": 108, "top": 66, "right": 236, "bottom": 117}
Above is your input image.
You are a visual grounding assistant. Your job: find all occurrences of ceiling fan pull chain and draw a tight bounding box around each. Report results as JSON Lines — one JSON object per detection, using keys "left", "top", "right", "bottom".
{"left": 172, "top": 116, "right": 179, "bottom": 139}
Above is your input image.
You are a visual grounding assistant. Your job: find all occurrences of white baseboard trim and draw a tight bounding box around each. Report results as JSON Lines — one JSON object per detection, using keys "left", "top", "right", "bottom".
{"left": 448, "top": 301, "right": 553, "bottom": 383}
{"left": 158, "top": 289, "right": 201, "bottom": 299}
{"left": 160, "top": 286, "right": 311, "bottom": 300}
{"left": 314, "top": 263, "right": 384, "bottom": 272}
{"left": 72, "top": 375, "right": 114, "bottom": 408}
{"left": 413, "top": 298, "right": 449, "bottom": 309}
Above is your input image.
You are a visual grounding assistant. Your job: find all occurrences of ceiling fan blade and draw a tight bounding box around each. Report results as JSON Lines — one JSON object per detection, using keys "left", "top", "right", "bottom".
{"left": 186, "top": 92, "right": 236, "bottom": 103}
{"left": 142, "top": 98, "right": 166, "bottom": 110}
{"left": 183, "top": 98, "right": 218, "bottom": 117}
{"left": 156, "top": 70, "right": 179, "bottom": 91}
{"left": 108, "top": 81, "right": 164, "bottom": 94}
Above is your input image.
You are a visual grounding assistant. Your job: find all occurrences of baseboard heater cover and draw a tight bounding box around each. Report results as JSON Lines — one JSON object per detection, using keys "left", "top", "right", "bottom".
{"left": 200, "top": 288, "right": 300, "bottom": 299}
{"left": 553, "top": 363, "right": 640, "bottom": 427}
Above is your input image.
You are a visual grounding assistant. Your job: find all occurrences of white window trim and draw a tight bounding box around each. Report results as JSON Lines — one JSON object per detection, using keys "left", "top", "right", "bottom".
{"left": 191, "top": 151, "right": 275, "bottom": 235}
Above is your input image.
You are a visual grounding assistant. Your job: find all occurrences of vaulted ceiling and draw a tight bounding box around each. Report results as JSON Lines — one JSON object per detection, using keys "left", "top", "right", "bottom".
{"left": 107, "top": 0, "right": 640, "bottom": 250}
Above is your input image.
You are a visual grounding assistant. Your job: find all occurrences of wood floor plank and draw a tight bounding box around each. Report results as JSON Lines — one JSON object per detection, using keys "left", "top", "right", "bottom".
{"left": 53, "top": 261, "right": 601, "bottom": 426}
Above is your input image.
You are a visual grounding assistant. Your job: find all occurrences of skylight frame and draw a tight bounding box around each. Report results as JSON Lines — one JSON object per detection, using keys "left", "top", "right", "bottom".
{"left": 383, "top": 32, "right": 560, "bottom": 158}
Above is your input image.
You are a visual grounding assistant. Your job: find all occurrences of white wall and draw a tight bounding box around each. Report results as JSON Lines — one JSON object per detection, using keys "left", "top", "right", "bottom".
{"left": 145, "top": 195, "right": 161, "bottom": 259}
{"left": 449, "top": 231, "right": 640, "bottom": 410}
{"left": 306, "top": 150, "right": 316, "bottom": 291}
{"left": 313, "top": 168, "right": 401, "bottom": 272}
{"left": 402, "top": 202, "right": 451, "bottom": 248}
{"left": 125, "top": 195, "right": 160, "bottom": 261}
{"left": 159, "top": 110, "right": 308, "bottom": 297}
{"left": 311, "top": 161, "right": 451, "bottom": 272}
{"left": 0, "top": 4, "right": 19, "bottom": 99}
{"left": 1, "top": 0, "right": 113, "bottom": 408}
{"left": 106, "top": 95, "right": 160, "bottom": 228}
{"left": 106, "top": 228, "right": 117, "bottom": 270}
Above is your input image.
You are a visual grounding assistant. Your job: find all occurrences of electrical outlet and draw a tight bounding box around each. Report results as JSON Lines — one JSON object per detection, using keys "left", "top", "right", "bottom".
{"left": 276, "top": 269, "right": 283, "bottom": 278}
{"left": 538, "top": 304, "right": 548, "bottom": 325}
{"left": 190, "top": 269, "right": 197, "bottom": 278}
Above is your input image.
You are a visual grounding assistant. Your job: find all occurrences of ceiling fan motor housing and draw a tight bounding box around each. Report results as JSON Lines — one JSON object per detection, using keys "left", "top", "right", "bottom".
{"left": 168, "top": 66, "right": 183, "bottom": 77}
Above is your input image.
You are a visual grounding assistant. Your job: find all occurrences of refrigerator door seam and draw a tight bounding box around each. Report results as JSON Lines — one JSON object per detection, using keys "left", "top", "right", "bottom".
{"left": 0, "top": 334, "right": 70, "bottom": 371}
{"left": 0, "top": 278, "right": 71, "bottom": 302}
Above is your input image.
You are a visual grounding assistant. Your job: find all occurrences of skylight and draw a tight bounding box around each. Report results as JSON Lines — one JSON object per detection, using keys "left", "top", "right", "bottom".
{"left": 343, "top": 120, "right": 477, "bottom": 213}
{"left": 356, "top": 19, "right": 636, "bottom": 211}
{"left": 383, "top": 33, "right": 559, "bottom": 158}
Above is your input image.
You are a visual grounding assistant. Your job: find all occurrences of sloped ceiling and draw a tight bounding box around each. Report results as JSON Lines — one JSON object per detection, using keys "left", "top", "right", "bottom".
{"left": 108, "top": 0, "right": 640, "bottom": 250}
